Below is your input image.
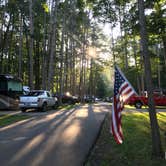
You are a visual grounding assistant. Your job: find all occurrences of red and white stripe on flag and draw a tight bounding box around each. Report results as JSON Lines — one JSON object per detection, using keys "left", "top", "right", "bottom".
{"left": 111, "top": 66, "right": 137, "bottom": 144}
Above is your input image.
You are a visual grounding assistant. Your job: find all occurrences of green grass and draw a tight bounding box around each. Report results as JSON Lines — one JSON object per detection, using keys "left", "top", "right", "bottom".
{"left": 0, "top": 114, "right": 29, "bottom": 127}
{"left": 58, "top": 103, "right": 80, "bottom": 110}
{"left": 86, "top": 112, "right": 166, "bottom": 166}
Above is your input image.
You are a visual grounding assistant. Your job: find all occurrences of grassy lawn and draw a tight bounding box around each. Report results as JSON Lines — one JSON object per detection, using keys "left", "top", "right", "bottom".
{"left": 0, "top": 114, "right": 30, "bottom": 127}
{"left": 86, "top": 111, "right": 166, "bottom": 166}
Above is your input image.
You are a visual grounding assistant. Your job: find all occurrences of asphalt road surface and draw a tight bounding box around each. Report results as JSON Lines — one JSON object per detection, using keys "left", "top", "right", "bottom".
{"left": 0, "top": 103, "right": 109, "bottom": 166}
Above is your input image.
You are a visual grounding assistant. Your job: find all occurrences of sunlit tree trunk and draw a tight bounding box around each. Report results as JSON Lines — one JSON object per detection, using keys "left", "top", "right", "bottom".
{"left": 71, "top": 40, "right": 76, "bottom": 95}
{"left": 0, "top": 11, "right": 11, "bottom": 73}
{"left": 0, "top": 0, "right": 7, "bottom": 73}
{"left": 110, "top": 24, "right": 115, "bottom": 64}
{"left": 79, "top": 25, "right": 87, "bottom": 102}
{"left": 59, "top": 15, "right": 65, "bottom": 105}
{"left": 47, "top": 0, "right": 59, "bottom": 90}
{"left": 133, "top": 34, "right": 141, "bottom": 94}
{"left": 156, "top": 44, "right": 161, "bottom": 89}
{"left": 64, "top": 35, "right": 69, "bottom": 92}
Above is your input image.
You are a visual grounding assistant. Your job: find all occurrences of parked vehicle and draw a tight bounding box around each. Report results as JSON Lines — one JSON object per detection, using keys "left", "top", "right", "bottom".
{"left": 104, "top": 97, "right": 113, "bottom": 103}
{"left": 127, "top": 91, "right": 166, "bottom": 108}
{"left": 19, "top": 90, "right": 58, "bottom": 112}
{"left": 0, "top": 74, "right": 22, "bottom": 109}
{"left": 23, "top": 86, "right": 30, "bottom": 95}
{"left": 84, "top": 96, "right": 95, "bottom": 103}
{"left": 60, "top": 94, "right": 77, "bottom": 104}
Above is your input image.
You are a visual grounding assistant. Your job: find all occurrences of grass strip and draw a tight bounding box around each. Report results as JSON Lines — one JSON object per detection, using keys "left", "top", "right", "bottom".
{"left": 0, "top": 114, "right": 29, "bottom": 127}
{"left": 86, "top": 112, "right": 166, "bottom": 166}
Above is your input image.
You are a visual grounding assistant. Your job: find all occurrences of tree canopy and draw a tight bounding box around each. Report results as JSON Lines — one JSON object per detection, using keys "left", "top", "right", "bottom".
{"left": 0, "top": 0, "right": 165, "bottom": 96}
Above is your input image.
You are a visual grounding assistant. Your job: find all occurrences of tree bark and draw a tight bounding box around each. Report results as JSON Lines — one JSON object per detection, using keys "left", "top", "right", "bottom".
{"left": 162, "top": 36, "right": 166, "bottom": 67}
{"left": 42, "top": 12, "right": 47, "bottom": 89}
{"left": 138, "top": 0, "right": 163, "bottom": 158}
{"left": 59, "top": 15, "right": 65, "bottom": 105}
{"left": 47, "top": 0, "right": 59, "bottom": 90}
{"left": 29, "top": 0, "right": 34, "bottom": 89}
{"left": 18, "top": 12, "right": 23, "bottom": 78}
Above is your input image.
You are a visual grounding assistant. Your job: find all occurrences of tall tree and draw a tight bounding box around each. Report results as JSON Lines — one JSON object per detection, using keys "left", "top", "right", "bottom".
{"left": 28, "top": 0, "right": 34, "bottom": 89}
{"left": 18, "top": 12, "right": 23, "bottom": 78}
{"left": 138, "top": 0, "right": 163, "bottom": 158}
{"left": 47, "top": 0, "right": 59, "bottom": 90}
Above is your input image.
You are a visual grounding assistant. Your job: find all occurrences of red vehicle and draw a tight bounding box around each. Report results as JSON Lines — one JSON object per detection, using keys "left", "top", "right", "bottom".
{"left": 127, "top": 91, "right": 166, "bottom": 108}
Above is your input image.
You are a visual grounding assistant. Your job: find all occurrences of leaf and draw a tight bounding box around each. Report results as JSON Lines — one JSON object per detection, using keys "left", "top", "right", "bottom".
{"left": 42, "top": 3, "right": 49, "bottom": 13}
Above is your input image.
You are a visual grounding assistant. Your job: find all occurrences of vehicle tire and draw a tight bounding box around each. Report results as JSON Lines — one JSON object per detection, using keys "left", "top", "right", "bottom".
{"left": 68, "top": 100, "right": 72, "bottom": 105}
{"left": 53, "top": 103, "right": 58, "bottom": 109}
{"left": 21, "top": 108, "right": 26, "bottom": 112}
{"left": 41, "top": 102, "right": 47, "bottom": 112}
{"left": 135, "top": 102, "right": 142, "bottom": 109}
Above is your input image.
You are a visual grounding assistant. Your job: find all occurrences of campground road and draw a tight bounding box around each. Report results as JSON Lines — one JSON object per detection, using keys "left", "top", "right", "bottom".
{"left": 0, "top": 103, "right": 109, "bottom": 166}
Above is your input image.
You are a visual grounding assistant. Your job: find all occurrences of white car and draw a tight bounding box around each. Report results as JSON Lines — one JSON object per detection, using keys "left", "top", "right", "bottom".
{"left": 23, "top": 86, "right": 30, "bottom": 95}
{"left": 19, "top": 90, "right": 58, "bottom": 112}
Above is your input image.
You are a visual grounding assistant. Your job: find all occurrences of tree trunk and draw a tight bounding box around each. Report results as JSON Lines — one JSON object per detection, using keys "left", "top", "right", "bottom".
{"left": 34, "top": 41, "right": 40, "bottom": 89}
{"left": 47, "top": 0, "right": 59, "bottom": 90}
{"left": 42, "top": 12, "right": 47, "bottom": 89}
{"left": 59, "top": 16, "right": 65, "bottom": 105}
{"left": 124, "top": 31, "right": 128, "bottom": 69}
{"left": 0, "top": 12, "right": 12, "bottom": 73}
{"left": 18, "top": 13, "right": 23, "bottom": 78}
{"left": 47, "top": 24, "right": 56, "bottom": 90}
{"left": 162, "top": 36, "right": 166, "bottom": 67}
{"left": 138, "top": 0, "right": 163, "bottom": 158}
{"left": 8, "top": 14, "right": 14, "bottom": 74}
{"left": 64, "top": 35, "right": 69, "bottom": 92}
{"left": 29, "top": 0, "right": 34, "bottom": 89}
{"left": 110, "top": 25, "right": 115, "bottom": 64}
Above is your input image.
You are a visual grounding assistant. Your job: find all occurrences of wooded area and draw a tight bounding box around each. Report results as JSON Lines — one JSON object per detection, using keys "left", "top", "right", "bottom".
{"left": 0, "top": 0, "right": 165, "bottom": 159}
{"left": 0, "top": 0, "right": 165, "bottom": 98}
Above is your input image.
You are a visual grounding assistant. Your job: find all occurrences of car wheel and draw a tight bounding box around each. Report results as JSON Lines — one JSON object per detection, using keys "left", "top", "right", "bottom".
{"left": 21, "top": 108, "right": 26, "bottom": 112}
{"left": 41, "top": 102, "right": 47, "bottom": 112}
{"left": 68, "top": 100, "right": 72, "bottom": 105}
{"left": 53, "top": 103, "right": 58, "bottom": 109}
{"left": 135, "top": 102, "right": 142, "bottom": 109}
{"left": 52, "top": 105, "right": 56, "bottom": 109}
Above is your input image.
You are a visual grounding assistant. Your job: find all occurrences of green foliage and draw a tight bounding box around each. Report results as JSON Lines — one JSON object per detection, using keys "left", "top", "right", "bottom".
{"left": 42, "top": 2, "right": 49, "bottom": 13}
{"left": 92, "top": 0, "right": 117, "bottom": 23}
{"left": 0, "top": 115, "right": 29, "bottom": 127}
{"left": 0, "top": 0, "right": 165, "bottom": 98}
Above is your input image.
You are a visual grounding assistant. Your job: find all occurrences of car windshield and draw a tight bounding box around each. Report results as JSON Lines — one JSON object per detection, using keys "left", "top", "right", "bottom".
{"left": 27, "top": 91, "right": 44, "bottom": 96}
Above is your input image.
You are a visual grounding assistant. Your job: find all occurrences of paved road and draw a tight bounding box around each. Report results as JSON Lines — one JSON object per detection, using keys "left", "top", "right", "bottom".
{"left": 0, "top": 103, "right": 109, "bottom": 166}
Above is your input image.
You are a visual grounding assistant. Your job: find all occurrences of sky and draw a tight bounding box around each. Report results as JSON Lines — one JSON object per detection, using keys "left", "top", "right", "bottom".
{"left": 102, "top": 23, "right": 121, "bottom": 39}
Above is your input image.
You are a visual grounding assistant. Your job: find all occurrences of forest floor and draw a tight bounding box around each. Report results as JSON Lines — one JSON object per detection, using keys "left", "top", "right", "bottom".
{"left": 85, "top": 110, "right": 166, "bottom": 166}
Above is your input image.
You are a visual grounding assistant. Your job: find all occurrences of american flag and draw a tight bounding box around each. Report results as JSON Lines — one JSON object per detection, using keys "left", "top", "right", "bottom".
{"left": 111, "top": 66, "right": 137, "bottom": 144}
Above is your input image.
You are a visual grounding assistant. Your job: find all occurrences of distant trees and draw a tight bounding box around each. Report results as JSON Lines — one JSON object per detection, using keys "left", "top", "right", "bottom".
{"left": 0, "top": 0, "right": 165, "bottom": 102}
{"left": 0, "top": 0, "right": 110, "bottom": 100}
{"left": 91, "top": 0, "right": 166, "bottom": 93}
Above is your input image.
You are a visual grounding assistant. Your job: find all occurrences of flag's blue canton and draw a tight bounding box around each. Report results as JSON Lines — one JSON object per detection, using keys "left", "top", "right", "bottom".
{"left": 114, "top": 67, "right": 125, "bottom": 95}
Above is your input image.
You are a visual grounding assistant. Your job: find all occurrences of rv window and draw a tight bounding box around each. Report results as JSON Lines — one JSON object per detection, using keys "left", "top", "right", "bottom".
{"left": 8, "top": 81, "right": 22, "bottom": 91}
{"left": 0, "top": 80, "right": 7, "bottom": 90}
